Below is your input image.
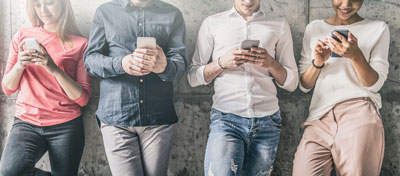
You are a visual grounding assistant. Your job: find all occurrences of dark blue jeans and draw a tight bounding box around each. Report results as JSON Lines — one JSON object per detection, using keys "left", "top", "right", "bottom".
{"left": 0, "top": 117, "right": 85, "bottom": 176}
{"left": 204, "top": 109, "right": 282, "bottom": 176}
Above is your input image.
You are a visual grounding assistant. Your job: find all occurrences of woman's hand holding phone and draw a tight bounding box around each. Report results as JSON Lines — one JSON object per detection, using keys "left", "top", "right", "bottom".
{"left": 328, "top": 31, "right": 364, "bottom": 61}
{"left": 30, "top": 43, "right": 60, "bottom": 75}
{"left": 17, "top": 41, "right": 36, "bottom": 70}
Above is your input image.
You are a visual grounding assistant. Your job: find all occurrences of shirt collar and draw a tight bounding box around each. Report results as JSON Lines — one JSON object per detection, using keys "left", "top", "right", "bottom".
{"left": 118, "top": 0, "right": 161, "bottom": 9}
{"left": 227, "top": 6, "right": 265, "bottom": 19}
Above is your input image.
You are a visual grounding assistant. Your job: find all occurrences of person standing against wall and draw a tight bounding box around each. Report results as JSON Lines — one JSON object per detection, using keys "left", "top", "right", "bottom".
{"left": 188, "top": 0, "right": 298, "bottom": 175}
{"left": 293, "top": 0, "right": 389, "bottom": 175}
{"left": 84, "top": 0, "right": 186, "bottom": 175}
{"left": 0, "top": 0, "right": 92, "bottom": 175}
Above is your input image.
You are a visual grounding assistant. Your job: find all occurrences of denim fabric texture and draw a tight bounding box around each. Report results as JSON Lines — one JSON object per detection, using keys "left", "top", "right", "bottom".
{"left": 204, "top": 108, "right": 282, "bottom": 176}
{"left": 0, "top": 117, "right": 85, "bottom": 176}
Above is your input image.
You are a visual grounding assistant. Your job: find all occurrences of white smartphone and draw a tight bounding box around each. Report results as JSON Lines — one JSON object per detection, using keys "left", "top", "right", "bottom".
{"left": 24, "top": 38, "right": 41, "bottom": 52}
{"left": 137, "top": 37, "right": 156, "bottom": 49}
{"left": 240, "top": 39, "right": 260, "bottom": 50}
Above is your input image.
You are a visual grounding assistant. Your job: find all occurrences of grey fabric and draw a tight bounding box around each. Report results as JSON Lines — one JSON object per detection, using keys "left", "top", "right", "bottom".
{"left": 101, "top": 123, "right": 176, "bottom": 176}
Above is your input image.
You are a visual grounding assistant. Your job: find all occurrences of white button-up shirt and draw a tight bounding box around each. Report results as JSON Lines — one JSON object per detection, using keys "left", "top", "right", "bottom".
{"left": 188, "top": 8, "right": 299, "bottom": 118}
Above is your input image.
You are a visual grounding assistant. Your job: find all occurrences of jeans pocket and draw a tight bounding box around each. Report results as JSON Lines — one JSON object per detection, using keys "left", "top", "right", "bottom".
{"left": 268, "top": 111, "right": 282, "bottom": 128}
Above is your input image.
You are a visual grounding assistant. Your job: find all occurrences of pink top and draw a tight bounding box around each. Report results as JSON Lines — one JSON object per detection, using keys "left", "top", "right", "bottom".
{"left": 2, "top": 27, "right": 92, "bottom": 126}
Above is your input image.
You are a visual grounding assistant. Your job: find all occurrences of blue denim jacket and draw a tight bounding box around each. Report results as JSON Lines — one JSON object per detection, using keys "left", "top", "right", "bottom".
{"left": 84, "top": 0, "right": 186, "bottom": 126}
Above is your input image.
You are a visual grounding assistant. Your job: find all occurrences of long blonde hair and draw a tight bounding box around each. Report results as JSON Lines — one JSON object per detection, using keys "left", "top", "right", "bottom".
{"left": 27, "top": 0, "right": 82, "bottom": 44}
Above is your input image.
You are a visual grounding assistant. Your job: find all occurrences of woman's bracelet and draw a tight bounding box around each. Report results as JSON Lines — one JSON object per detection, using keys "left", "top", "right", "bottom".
{"left": 312, "top": 59, "right": 325, "bottom": 69}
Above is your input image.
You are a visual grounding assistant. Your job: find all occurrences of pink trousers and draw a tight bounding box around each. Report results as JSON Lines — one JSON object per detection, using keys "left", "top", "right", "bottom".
{"left": 293, "top": 97, "right": 385, "bottom": 176}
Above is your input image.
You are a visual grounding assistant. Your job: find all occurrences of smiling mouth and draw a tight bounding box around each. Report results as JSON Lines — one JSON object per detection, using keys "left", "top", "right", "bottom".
{"left": 339, "top": 8, "right": 353, "bottom": 15}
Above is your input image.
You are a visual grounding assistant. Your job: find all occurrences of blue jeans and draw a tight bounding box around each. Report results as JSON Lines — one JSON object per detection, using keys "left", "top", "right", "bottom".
{"left": 204, "top": 109, "right": 282, "bottom": 176}
{"left": 0, "top": 117, "right": 85, "bottom": 176}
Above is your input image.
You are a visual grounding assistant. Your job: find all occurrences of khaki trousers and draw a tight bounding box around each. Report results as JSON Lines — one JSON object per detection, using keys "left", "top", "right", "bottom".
{"left": 293, "top": 97, "right": 385, "bottom": 176}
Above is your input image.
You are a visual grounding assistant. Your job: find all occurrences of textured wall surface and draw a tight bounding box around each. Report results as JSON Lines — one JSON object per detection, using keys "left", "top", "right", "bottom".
{"left": 0, "top": 0, "right": 399, "bottom": 175}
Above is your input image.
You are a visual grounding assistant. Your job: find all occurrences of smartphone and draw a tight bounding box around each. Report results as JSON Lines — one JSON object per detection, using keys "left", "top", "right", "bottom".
{"left": 24, "top": 38, "right": 41, "bottom": 52}
{"left": 240, "top": 40, "right": 260, "bottom": 50}
{"left": 137, "top": 37, "right": 156, "bottom": 49}
{"left": 330, "top": 29, "right": 349, "bottom": 57}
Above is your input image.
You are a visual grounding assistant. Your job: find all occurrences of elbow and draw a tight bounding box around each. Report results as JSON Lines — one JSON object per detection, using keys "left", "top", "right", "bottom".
{"left": 1, "top": 82, "right": 17, "bottom": 96}
{"left": 187, "top": 73, "right": 201, "bottom": 88}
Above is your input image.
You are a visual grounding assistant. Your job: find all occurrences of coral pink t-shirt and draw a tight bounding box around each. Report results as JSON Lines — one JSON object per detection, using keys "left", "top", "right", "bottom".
{"left": 2, "top": 27, "right": 92, "bottom": 126}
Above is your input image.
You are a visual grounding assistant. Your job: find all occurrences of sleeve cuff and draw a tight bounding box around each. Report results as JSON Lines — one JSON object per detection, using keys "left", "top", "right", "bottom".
{"left": 364, "top": 73, "right": 385, "bottom": 93}
{"left": 157, "top": 59, "right": 172, "bottom": 81}
{"left": 113, "top": 56, "right": 126, "bottom": 75}
{"left": 72, "top": 91, "right": 90, "bottom": 107}
{"left": 1, "top": 84, "right": 17, "bottom": 96}
{"left": 276, "top": 66, "right": 298, "bottom": 92}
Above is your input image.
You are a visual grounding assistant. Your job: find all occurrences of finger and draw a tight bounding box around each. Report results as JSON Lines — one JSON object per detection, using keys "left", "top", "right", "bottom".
{"left": 18, "top": 41, "right": 26, "bottom": 52}
{"left": 39, "top": 44, "right": 48, "bottom": 55}
{"left": 233, "top": 59, "right": 248, "bottom": 65}
{"left": 329, "top": 37, "right": 343, "bottom": 48}
{"left": 130, "top": 64, "right": 150, "bottom": 73}
{"left": 232, "top": 49, "right": 248, "bottom": 55}
{"left": 348, "top": 32, "right": 357, "bottom": 43}
{"left": 334, "top": 32, "right": 349, "bottom": 45}
{"left": 250, "top": 47, "right": 266, "bottom": 54}
{"left": 135, "top": 48, "right": 157, "bottom": 56}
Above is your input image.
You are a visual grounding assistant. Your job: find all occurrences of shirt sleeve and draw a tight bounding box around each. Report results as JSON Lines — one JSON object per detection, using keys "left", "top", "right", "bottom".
{"left": 187, "top": 17, "right": 214, "bottom": 87}
{"left": 157, "top": 11, "right": 187, "bottom": 81}
{"left": 2, "top": 31, "right": 21, "bottom": 96}
{"left": 84, "top": 8, "right": 125, "bottom": 79}
{"left": 363, "top": 22, "right": 390, "bottom": 93}
{"left": 274, "top": 19, "right": 299, "bottom": 92}
{"left": 298, "top": 24, "right": 313, "bottom": 93}
{"left": 72, "top": 41, "right": 92, "bottom": 107}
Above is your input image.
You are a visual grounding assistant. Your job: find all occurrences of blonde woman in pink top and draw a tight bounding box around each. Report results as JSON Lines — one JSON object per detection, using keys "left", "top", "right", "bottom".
{"left": 0, "top": 0, "right": 91, "bottom": 175}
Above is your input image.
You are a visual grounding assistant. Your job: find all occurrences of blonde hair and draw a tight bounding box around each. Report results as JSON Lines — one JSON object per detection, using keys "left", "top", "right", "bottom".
{"left": 27, "top": 0, "right": 82, "bottom": 45}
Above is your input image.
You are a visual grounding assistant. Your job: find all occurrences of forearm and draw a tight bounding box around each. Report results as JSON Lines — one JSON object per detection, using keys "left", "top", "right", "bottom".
{"left": 300, "top": 65, "right": 321, "bottom": 90}
{"left": 351, "top": 55, "right": 379, "bottom": 87}
{"left": 204, "top": 61, "right": 224, "bottom": 83}
{"left": 52, "top": 68, "right": 84, "bottom": 100}
{"left": 267, "top": 59, "right": 287, "bottom": 86}
{"left": 2, "top": 64, "right": 25, "bottom": 91}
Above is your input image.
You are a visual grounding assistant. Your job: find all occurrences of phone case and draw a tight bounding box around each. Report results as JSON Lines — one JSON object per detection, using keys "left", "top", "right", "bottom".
{"left": 137, "top": 37, "right": 156, "bottom": 49}
{"left": 24, "top": 38, "right": 41, "bottom": 52}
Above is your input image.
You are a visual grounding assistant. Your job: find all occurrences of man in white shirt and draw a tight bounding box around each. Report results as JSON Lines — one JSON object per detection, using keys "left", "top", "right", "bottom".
{"left": 187, "top": 0, "right": 298, "bottom": 175}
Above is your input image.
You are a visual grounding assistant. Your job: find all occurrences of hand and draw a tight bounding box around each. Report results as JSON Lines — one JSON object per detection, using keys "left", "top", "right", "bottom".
{"left": 122, "top": 54, "right": 151, "bottom": 76}
{"left": 30, "top": 44, "right": 60, "bottom": 75}
{"left": 246, "top": 47, "right": 275, "bottom": 68}
{"left": 134, "top": 45, "right": 167, "bottom": 74}
{"left": 314, "top": 39, "right": 330, "bottom": 66}
{"left": 219, "top": 47, "right": 253, "bottom": 69}
{"left": 16, "top": 41, "right": 35, "bottom": 70}
{"left": 328, "top": 31, "right": 364, "bottom": 61}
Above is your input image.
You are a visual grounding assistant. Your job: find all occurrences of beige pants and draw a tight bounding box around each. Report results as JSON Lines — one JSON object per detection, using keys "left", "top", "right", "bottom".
{"left": 293, "top": 97, "right": 385, "bottom": 176}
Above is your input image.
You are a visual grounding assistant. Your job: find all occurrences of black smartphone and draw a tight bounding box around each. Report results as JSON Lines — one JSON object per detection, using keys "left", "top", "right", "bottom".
{"left": 330, "top": 29, "right": 349, "bottom": 57}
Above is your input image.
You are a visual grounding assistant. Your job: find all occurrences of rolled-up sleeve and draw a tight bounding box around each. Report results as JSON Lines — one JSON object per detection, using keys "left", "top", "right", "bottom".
{"left": 364, "top": 22, "right": 390, "bottom": 93}
{"left": 157, "top": 11, "right": 187, "bottom": 81}
{"left": 298, "top": 24, "right": 313, "bottom": 93}
{"left": 187, "top": 17, "right": 214, "bottom": 87}
{"left": 84, "top": 8, "right": 125, "bottom": 79}
{"left": 275, "top": 19, "right": 299, "bottom": 92}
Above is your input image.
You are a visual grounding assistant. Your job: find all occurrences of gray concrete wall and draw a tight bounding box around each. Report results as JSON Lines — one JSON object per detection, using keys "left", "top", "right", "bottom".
{"left": 0, "top": 0, "right": 399, "bottom": 175}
